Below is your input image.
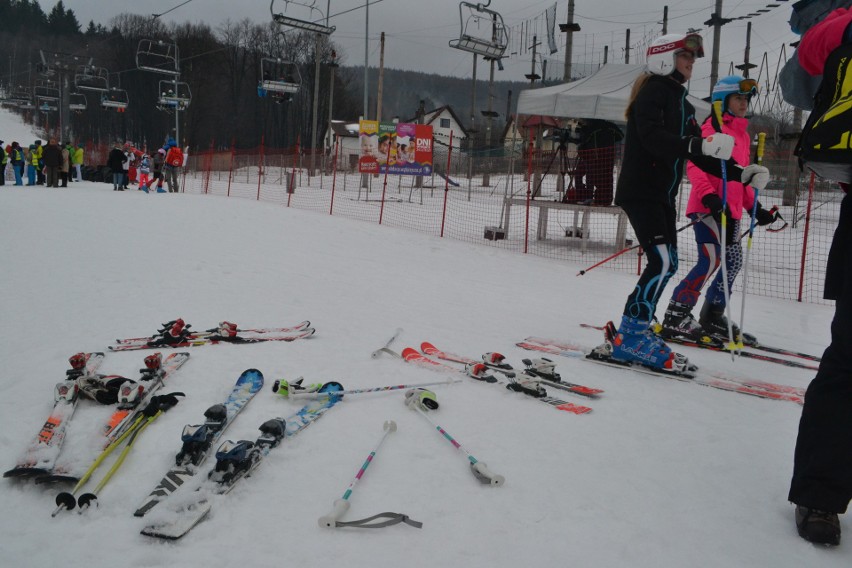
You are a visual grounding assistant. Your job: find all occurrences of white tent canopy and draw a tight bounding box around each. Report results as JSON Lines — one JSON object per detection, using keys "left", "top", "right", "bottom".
{"left": 516, "top": 63, "right": 711, "bottom": 125}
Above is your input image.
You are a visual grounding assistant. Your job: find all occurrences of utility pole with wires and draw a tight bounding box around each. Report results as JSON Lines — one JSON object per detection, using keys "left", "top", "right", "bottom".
{"left": 559, "top": 0, "right": 580, "bottom": 82}
{"left": 704, "top": 0, "right": 733, "bottom": 94}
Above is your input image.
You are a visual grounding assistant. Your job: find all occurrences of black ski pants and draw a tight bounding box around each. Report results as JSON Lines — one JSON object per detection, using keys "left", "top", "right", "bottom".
{"left": 619, "top": 200, "right": 679, "bottom": 322}
{"left": 789, "top": 193, "right": 852, "bottom": 514}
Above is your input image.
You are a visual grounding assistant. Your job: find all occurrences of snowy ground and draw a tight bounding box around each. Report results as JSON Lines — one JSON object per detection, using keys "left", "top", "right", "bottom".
{"left": 1, "top": 112, "right": 848, "bottom": 567}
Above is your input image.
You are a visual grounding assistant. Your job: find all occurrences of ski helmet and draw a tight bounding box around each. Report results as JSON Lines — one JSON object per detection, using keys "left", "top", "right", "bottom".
{"left": 711, "top": 75, "right": 758, "bottom": 113}
{"left": 646, "top": 33, "right": 705, "bottom": 76}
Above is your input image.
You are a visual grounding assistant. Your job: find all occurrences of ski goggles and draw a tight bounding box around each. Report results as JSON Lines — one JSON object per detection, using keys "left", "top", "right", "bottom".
{"left": 735, "top": 78, "right": 759, "bottom": 97}
{"left": 676, "top": 33, "right": 705, "bottom": 58}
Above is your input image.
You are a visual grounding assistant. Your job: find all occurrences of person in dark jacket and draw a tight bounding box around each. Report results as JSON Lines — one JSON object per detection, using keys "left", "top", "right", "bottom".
{"left": 784, "top": 5, "right": 852, "bottom": 547}
{"left": 9, "top": 142, "right": 25, "bottom": 185}
{"left": 596, "top": 32, "right": 770, "bottom": 372}
{"left": 107, "top": 143, "right": 127, "bottom": 191}
{"left": 574, "top": 119, "right": 624, "bottom": 206}
{"left": 41, "top": 139, "right": 62, "bottom": 188}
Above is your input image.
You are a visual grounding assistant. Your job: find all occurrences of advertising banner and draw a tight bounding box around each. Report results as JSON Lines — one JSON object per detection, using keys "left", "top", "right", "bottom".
{"left": 358, "top": 120, "right": 433, "bottom": 175}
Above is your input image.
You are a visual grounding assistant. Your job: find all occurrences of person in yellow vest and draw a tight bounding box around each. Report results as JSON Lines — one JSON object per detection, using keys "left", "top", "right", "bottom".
{"left": 71, "top": 143, "right": 84, "bottom": 182}
{"left": 0, "top": 140, "right": 7, "bottom": 186}
{"left": 32, "top": 140, "right": 45, "bottom": 185}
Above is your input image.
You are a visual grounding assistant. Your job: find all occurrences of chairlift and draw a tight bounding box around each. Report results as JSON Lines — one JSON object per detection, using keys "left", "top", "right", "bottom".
{"left": 101, "top": 88, "right": 129, "bottom": 112}
{"left": 448, "top": 1, "right": 509, "bottom": 58}
{"left": 136, "top": 39, "right": 180, "bottom": 76}
{"left": 258, "top": 57, "right": 301, "bottom": 96}
{"left": 74, "top": 65, "right": 110, "bottom": 92}
{"left": 157, "top": 80, "right": 192, "bottom": 110}
{"left": 69, "top": 92, "right": 87, "bottom": 112}
{"left": 18, "top": 99, "right": 36, "bottom": 111}
{"left": 38, "top": 97, "right": 58, "bottom": 112}
{"left": 270, "top": 0, "right": 335, "bottom": 35}
{"left": 34, "top": 80, "right": 60, "bottom": 102}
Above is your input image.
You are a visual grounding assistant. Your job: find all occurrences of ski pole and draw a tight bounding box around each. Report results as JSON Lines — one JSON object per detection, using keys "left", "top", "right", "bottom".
{"left": 738, "top": 132, "right": 766, "bottom": 352}
{"left": 577, "top": 216, "right": 706, "bottom": 276}
{"left": 406, "top": 389, "right": 504, "bottom": 486}
{"left": 711, "top": 101, "right": 737, "bottom": 359}
{"left": 274, "top": 377, "right": 461, "bottom": 399}
{"left": 318, "top": 420, "right": 420, "bottom": 529}
{"left": 371, "top": 327, "right": 403, "bottom": 358}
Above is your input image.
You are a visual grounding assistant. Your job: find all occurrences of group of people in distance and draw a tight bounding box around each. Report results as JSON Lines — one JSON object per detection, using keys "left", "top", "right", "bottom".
{"left": 605, "top": 4, "right": 851, "bottom": 547}
{"left": 106, "top": 138, "right": 184, "bottom": 193}
{"left": 1, "top": 139, "right": 85, "bottom": 186}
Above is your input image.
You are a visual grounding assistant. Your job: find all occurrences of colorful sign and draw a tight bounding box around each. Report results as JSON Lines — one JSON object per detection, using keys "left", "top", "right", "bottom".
{"left": 358, "top": 120, "right": 433, "bottom": 175}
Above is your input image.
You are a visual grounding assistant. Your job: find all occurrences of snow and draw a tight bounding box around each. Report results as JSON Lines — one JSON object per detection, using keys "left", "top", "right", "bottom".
{"left": 0, "top": 107, "right": 848, "bottom": 567}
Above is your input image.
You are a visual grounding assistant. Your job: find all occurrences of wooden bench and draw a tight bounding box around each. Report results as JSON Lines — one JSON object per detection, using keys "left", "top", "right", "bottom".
{"left": 500, "top": 197, "right": 629, "bottom": 252}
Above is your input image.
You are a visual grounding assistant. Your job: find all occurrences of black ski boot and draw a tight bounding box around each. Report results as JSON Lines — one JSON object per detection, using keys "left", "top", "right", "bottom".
{"left": 662, "top": 301, "right": 713, "bottom": 343}
{"left": 699, "top": 302, "right": 742, "bottom": 342}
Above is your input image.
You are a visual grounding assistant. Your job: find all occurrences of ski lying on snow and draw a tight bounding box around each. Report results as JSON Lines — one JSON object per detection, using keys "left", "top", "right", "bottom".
{"left": 115, "top": 321, "right": 312, "bottom": 345}
{"left": 108, "top": 328, "right": 315, "bottom": 351}
{"left": 517, "top": 338, "right": 804, "bottom": 405}
{"left": 579, "top": 323, "right": 821, "bottom": 366}
{"left": 133, "top": 369, "right": 265, "bottom": 517}
{"left": 35, "top": 352, "right": 191, "bottom": 485}
{"left": 400, "top": 347, "right": 592, "bottom": 414}
{"left": 4, "top": 353, "right": 106, "bottom": 479}
{"left": 141, "top": 390, "right": 342, "bottom": 540}
{"left": 420, "top": 342, "right": 603, "bottom": 398}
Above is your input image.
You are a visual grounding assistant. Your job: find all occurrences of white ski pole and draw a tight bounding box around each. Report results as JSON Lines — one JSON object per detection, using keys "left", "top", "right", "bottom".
{"left": 318, "top": 421, "right": 421, "bottom": 529}
{"left": 277, "top": 377, "right": 461, "bottom": 399}
{"left": 711, "top": 101, "right": 737, "bottom": 359}
{"left": 406, "top": 389, "right": 505, "bottom": 486}
{"left": 371, "top": 327, "right": 403, "bottom": 358}
{"left": 738, "top": 132, "right": 765, "bottom": 352}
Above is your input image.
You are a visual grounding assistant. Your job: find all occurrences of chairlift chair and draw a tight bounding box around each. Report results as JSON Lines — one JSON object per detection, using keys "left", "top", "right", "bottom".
{"left": 101, "top": 88, "right": 129, "bottom": 111}
{"left": 136, "top": 39, "right": 180, "bottom": 76}
{"left": 259, "top": 57, "right": 301, "bottom": 96}
{"left": 448, "top": 1, "right": 509, "bottom": 59}
{"left": 270, "top": 0, "right": 335, "bottom": 35}
{"left": 34, "top": 80, "right": 60, "bottom": 102}
{"left": 74, "top": 66, "right": 110, "bottom": 92}
{"left": 69, "top": 92, "right": 87, "bottom": 112}
{"left": 157, "top": 80, "right": 192, "bottom": 110}
{"left": 37, "top": 98, "right": 58, "bottom": 112}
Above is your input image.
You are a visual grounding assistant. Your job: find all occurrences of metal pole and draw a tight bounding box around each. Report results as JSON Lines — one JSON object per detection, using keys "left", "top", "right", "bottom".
{"left": 363, "top": 0, "right": 369, "bottom": 119}
{"left": 562, "top": 0, "right": 577, "bottom": 82}
{"left": 175, "top": 43, "right": 180, "bottom": 145}
{"left": 311, "top": 33, "right": 322, "bottom": 176}
{"left": 710, "top": 0, "right": 723, "bottom": 93}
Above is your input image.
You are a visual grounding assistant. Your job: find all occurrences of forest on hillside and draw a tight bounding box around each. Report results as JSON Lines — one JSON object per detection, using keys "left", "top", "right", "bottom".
{"left": 0, "top": 0, "right": 534, "bottom": 151}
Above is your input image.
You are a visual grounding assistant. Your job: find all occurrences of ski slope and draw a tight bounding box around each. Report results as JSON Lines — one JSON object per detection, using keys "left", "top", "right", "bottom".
{"left": 0, "top": 107, "right": 847, "bottom": 567}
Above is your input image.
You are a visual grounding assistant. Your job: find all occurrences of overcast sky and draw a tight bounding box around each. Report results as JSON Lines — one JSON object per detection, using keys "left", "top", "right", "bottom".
{"left": 62, "top": 0, "right": 799, "bottom": 98}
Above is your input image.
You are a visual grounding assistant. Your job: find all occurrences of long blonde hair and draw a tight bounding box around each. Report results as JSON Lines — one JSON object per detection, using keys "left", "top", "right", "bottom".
{"left": 624, "top": 72, "right": 653, "bottom": 120}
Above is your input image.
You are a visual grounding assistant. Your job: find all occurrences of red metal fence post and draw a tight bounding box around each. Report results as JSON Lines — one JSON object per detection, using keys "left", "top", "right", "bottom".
{"left": 524, "top": 128, "right": 534, "bottom": 254}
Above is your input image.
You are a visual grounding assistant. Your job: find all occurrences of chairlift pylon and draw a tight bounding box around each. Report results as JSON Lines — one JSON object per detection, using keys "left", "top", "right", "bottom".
{"left": 136, "top": 39, "right": 180, "bottom": 76}
{"left": 74, "top": 65, "right": 110, "bottom": 92}
{"left": 270, "top": 0, "right": 335, "bottom": 35}
{"left": 448, "top": 1, "right": 509, "bottom": 59}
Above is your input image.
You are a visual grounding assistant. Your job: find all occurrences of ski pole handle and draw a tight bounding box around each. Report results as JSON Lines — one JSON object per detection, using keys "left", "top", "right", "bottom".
{"left": 756, "top": 132, "right": 765, "bottom": 166}
{"left": 318, "top": 498, "right": 351, "bottom": 528}
{"left": 471, "top": 462, "right": 505, "bottom": 486}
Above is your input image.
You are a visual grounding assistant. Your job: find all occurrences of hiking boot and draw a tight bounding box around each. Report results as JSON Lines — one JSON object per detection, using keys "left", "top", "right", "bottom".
{"left": 611, "top": 316, "right": 687, "bottom": 371}
{"left": 795, "top": 506, "right": 841, "bottom": 546}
